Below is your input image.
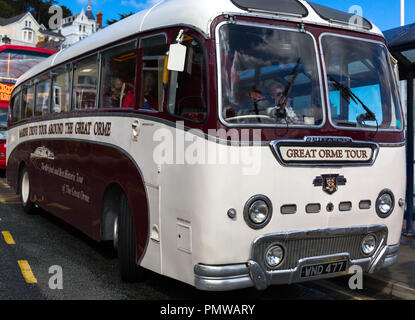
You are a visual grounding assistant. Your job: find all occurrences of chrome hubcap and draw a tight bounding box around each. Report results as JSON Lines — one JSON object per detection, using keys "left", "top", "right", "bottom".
{"left": 21, "top": 171, "right": 29, "bottom": 204}
{"left": 113, "top": 216, "right": 119, "bottom": 250}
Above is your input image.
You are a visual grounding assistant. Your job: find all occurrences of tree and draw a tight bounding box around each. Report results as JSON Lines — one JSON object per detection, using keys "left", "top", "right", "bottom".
{"left": 106, "top": 12, "right": 134, "bottom": 26}
{"left": 0, "top": 0, "right": 72, "bottom": 27}
{"left": 0, "top": 0, "right": 17, "bottom": 18}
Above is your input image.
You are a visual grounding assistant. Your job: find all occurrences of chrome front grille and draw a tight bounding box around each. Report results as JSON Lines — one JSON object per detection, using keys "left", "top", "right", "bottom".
{"left": 251, "top": 225, "right": 388, "bottom": 271}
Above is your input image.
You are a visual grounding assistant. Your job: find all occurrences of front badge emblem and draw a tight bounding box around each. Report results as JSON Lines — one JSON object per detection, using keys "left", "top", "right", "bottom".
{"left": 313, "top": 174, "right": 347, "bottom": 195}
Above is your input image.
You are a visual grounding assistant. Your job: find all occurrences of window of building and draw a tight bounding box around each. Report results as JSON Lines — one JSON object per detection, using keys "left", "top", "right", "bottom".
{"left": 168, "top": 35, "right": 208, "bottom": 122}
{"left": 52, "top": 65, "right": 72, "bottom": 113}
{"left": 35, "top": 75, "right": 51, "bottom": 116}
{"left": 73, "top": 55, "right": 98, "bottom": 109}
{"left": 139, "top": 34, "right": 168, "bottom": 111}
{"left": 100, "top": 41, "right": 137, "bottom": 108}
{"left": 21, "top": 85, "right": 35, "bottom": 119}
{"left": 23, "top": 31, "right": 33, "bottom": 42}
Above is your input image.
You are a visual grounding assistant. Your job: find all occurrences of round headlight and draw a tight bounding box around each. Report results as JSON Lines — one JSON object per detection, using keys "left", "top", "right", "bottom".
{"left": 266, "top": 245, "right": 284, "bottom": 268}
{"left": 243, "top": 195, "right": 273, "bottom": 229}
{"left": 361, "top": 234, "right": 377, "bottom": 255}
{"left": 376, "top": 190, "right": 395, "bottom": 218}
{"left": 249, "top": 200, "right": 269, "bottom": 224}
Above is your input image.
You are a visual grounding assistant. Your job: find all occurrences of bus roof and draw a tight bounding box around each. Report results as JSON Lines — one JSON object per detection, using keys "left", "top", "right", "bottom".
{"left": 15, "top": 0, "right": 383, "bottom": 88}
{"left": 0, "top": 45, "right": 55, "bottom": 56}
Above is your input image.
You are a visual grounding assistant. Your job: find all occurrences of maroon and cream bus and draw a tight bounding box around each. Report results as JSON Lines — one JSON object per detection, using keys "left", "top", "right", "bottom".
{"left": 7, "top": 0, "right": 405, "bottom": 291}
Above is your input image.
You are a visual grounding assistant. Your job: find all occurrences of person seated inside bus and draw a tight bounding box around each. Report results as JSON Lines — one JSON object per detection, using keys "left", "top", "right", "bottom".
{"left": 266, "top": 81, "right": 301, "bottom": 124}
{"left": 120, "top": 82, "right": 134, "bottom": 108}
{"left": 103, "top": 77, "right": 134, "bottom": 108}
{"left": 224, "top": 82, "right": 302, "bottom": 124}
{"left": 142, "top": 73, "right": 157, "bottom": 110}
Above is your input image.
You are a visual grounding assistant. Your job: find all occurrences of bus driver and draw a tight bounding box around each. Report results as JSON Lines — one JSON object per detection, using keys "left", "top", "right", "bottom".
{"left": 267, "top": 81, "right": 300, "bottom": 124}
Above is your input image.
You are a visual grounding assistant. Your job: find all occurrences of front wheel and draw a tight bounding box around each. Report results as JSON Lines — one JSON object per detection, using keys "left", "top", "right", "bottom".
{"left": 118, "top": 192, "right": 146, "bottom": 282}
{"left": 19, "top": 167, "right": 36, "bottom": 214}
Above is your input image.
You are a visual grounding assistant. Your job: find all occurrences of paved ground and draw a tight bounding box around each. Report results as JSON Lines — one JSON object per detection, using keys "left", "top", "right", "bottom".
{"left": 0, "top": 172, "right": 393, "bottom": 302}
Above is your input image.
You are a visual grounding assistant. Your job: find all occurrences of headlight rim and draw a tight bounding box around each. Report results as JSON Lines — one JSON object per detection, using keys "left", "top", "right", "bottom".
{"left": 243, "top": 194, "right": 273, "bottom": 230}
{"left": 361, "top": 233, "right": 378, "bottom": 256}
{"left": 375, "top": 189, "right": 395, "bottom": 219}
{"left": 265, "top": 244, "right": 285, "bottom": 269}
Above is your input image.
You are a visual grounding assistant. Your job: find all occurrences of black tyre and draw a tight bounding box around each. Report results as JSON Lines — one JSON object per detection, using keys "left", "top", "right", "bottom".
{"left": 19, "top": 167, "right": 36, "bottom": 214}
{"left": 118, "top": 192, "right": 145, "bottom": 282}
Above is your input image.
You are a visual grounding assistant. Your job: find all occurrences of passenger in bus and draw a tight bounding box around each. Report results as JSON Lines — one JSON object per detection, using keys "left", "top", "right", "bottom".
{"left": 105, "top": 77, "right": 134, "bottom": 108}
{"left": 267, "top": 81, "right": 301, "bottom": 124}
{"left": 120, "top": 82, "right": 134, "bottom": 108}
{"left": 110, "top": 77, "right": 123, "bottom": 107}
{"left": 142, "top": 73, "right": 157, "bottom": 110}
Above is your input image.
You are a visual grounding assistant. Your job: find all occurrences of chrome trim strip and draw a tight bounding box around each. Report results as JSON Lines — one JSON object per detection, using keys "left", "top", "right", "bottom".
{"left": 194, "top": 263, "right": 249, "bottom": 278}
{"left": 194, "top": 264, "right": 254, "bottom": 291}
{"left": 215, "top": 20, "right": 327, "bottom": 130}
{"left": 379, "top": 142, "right": 406, "bottom": 148}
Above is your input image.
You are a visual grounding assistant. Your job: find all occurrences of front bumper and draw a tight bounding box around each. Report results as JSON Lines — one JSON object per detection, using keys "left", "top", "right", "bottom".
{"left": 194, "top": 225, "right": 399, "bottom": 291}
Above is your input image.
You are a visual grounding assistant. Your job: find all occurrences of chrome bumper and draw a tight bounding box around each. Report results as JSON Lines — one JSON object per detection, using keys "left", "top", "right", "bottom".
{"left": 194, "top": 226, "right": 399, "bottom": 291}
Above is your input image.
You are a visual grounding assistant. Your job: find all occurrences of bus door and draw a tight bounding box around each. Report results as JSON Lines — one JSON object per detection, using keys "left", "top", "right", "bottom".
{"left": 127, "top": 33, "right": 169, "bottom": 274}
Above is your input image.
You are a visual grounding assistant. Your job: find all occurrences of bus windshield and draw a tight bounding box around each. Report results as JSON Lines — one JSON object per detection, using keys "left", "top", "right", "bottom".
{"left": 322, "top": 35, "right": 402, "bottom": 130}
{"left": 218, "top": 23, "right": 323, "bottom": 127}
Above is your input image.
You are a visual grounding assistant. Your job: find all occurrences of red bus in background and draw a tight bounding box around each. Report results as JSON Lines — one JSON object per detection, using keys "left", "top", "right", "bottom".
{"left": 0, "top": 45, "right": 54, "bottom": 169}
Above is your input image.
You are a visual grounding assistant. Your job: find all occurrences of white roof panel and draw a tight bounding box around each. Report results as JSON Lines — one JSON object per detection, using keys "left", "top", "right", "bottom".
{"left": 15, "top": 0, "right": 383, "bottom": 87}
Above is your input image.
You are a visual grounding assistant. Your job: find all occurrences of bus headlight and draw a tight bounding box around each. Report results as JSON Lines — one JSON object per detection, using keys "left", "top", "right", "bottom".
{"left": 243, "top": 195, "right": 273, "bottom": 229}
{"left": 361, "top": 234, "right": 377, "bottom": 255}
{"left": 265, "top": 245, "right": 284, "bottom": 268}
{"left": 376, "top": 190, "right": 395, "bottom": 218}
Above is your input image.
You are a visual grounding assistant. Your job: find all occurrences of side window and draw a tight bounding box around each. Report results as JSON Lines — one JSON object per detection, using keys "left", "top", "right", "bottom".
{"left": 35, "top": 74, "right": 51, "bottom": 116}
{"left": 168, "top": 35, "right": 208, "bottom": 122}
{"left": 21, "top": 84, "right": 35, "bottom": 119}
{"left": 73, "top": 55, "right": 98, "bottom": 109}
{"left": 139, "top": 34, "right": 168, "bottom": 111}
{"left": 11, "top": 91, "right": 21, "bottom": 122}
{"left": 100, "top": 41, "right": 137, "bottom": 108}
{"left": 52, "top": 65, "right": 72, "bottom": 113}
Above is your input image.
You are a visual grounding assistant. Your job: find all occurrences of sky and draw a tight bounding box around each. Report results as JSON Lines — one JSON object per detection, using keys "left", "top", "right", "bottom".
{"left": 55, "top": 0, "right": 415, "bottom": 31}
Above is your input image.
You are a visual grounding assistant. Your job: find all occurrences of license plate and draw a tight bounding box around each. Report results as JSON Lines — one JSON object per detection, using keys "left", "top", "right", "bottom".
{"left": 301, "top": 260, "right": 347, "bottom": 278}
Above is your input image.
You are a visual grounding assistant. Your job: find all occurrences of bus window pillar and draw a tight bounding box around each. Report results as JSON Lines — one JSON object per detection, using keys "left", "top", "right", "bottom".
{"left": 405, "top": 74, "right": 415, "bottom": 236}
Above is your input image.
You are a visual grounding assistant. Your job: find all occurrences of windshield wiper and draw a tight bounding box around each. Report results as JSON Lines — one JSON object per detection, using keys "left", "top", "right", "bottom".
{"left": 328, "top": 76, "right": 377, "bottom": 125}
{"left": 278, "top": 58, "right": 301, "bottom": 110}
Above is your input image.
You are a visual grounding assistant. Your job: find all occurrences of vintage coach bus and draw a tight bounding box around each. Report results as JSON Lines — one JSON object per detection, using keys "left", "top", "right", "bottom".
{"left": 6, "top": 0, "right": 405, "bottom": 291}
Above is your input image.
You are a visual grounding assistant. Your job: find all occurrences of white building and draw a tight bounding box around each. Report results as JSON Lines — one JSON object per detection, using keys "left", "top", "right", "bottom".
{"left": 0, "top": 12, "right": 64, "bottom": 49}
{"left": 0, "top": 12, "right": 42, "bottom": 47}
{"left": 56, "top": 1, "right": 99, "bottom": 50}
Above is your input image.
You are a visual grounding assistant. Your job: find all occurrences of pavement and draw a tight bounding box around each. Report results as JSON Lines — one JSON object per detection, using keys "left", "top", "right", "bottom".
{"left": 364, "top": 228, "right": 415, "bottom": 300}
